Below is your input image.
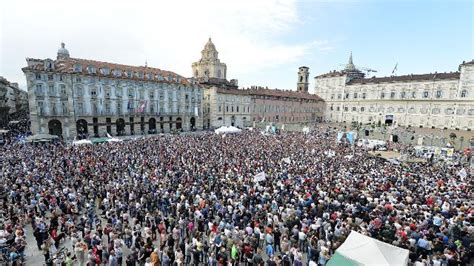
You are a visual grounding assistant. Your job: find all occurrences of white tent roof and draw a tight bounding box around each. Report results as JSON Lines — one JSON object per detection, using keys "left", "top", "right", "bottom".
{"left": 328, "top": 231, "right": 409, "bottom": 266}
{"left": 73, "top": 139, "right": 92, "bottom": 145}
{"left": 214, "top": 126, "right": 242, "bottom": 134}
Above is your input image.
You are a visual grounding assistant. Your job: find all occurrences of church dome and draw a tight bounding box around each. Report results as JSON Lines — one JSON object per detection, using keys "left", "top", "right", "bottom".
{"left": 204, "top": 37, "right": 217, "bottom": 52}
{"left": 57, "top": 42, "right": 70, "bottom": 59}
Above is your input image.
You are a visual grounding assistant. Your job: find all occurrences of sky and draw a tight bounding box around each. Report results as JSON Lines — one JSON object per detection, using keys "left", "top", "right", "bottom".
{"left": 1, "top": 0, "right": 473, "bottom": 93}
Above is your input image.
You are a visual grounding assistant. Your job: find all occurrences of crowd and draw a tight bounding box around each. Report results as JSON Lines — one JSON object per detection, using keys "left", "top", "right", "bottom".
{"left": 0, "top": 127, "right": 472, "bottom": 265}
{"left": 0, "top": 109, "right": 31, "bottom": 143}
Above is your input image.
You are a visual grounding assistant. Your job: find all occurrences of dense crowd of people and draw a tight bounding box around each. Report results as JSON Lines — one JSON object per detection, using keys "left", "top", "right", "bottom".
{"left": 0, "top": 109, "right": 31, "bottom": 143}
{"left": 0, "top": 127, "right": 472, "bottom": 265}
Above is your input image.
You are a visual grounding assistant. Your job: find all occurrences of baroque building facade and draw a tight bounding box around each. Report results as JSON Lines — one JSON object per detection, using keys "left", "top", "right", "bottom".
{"left": 314, "top": 55, "right": 474, "bottom": 130}
{"left": 23, "top": 43, "right": 203, "bottom": 139}
{"left": 0, "top": 76, "right": 28, "bottom": 115}
{"left": 193, "top": 38, "right": 325, "bottom": 129}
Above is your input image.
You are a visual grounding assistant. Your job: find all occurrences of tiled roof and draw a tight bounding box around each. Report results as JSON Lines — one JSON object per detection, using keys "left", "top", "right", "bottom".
{"left": 22, "top": 57, "right": 190, "bottom": 85}
{"left": 215, "top": 87, "right": 323, "bottom": 101}
{"left": 348, "top": 72, "right": 460, "bottom": 85}
{"left": 247, "top": 88, "right": 323, "bottom": 101}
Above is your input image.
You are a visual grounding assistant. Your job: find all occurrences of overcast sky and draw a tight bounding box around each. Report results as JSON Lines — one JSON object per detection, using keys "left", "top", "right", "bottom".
{"left": 1, "top": 0, "right": 473, "bottom": 92}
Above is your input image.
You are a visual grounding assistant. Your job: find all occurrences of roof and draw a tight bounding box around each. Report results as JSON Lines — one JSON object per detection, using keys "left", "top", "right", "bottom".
{"left": 315, "top": 71, "right": 346, "bottom": 78}
{"left": 22, "top": 57, "right": 190, "bottom": 85}
{"left": 216, "top": 87, "right": 249, "bottom": 96}
{"left": 214, "top": 87, "right": 323, "bottom": 101}
{"left": 247, "top": 88, "right": 323, "bottom": 101}
{"left": 348, "top": 72, "right": 460, "bottom": 85}
{"left": 460, "top": 59, "right": 474, "bottom": 66}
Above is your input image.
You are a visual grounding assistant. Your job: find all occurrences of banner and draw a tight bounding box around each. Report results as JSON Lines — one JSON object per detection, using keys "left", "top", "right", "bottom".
{"left": 346, "top": 132, "right": 355, "bottom": 144}
{"left": 253, "top": 172, "right": 266, "bottom": 182}
{"left": 337, "top": 132, "right": 344, "bottom": 142}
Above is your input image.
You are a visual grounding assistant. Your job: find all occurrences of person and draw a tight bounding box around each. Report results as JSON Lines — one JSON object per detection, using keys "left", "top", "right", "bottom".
{"left": 150, "top": 248, "right": 160, "bottom": 266}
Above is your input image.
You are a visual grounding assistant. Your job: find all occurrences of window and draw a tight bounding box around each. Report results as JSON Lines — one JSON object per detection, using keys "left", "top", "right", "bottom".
{"left": 237, "top": 106, "right": 239, "bottom": 112}
{"left": 113, "top": 70, "right": 122, "bottom": 77}
{"left": 362, "top": 93, "right": 366, "bottom": 99}
{"left": 330, "top": 94, "right": 334, "bottom": 99}
{"left": 75, "top": 86, "right": 83, "bottom": 96}
{"left": 401, "top": 91, "right": 406, "bottom": 99}
{"left": 75, "top": 77, "right": 81, "bottom": 82}
{"left": 408, "top": 107, "right": 416, "bottom": 114}
{"left": 35, "top": 84, "right": 44, "bottom": 95}
{"left": 48, "top": 85, "right": 55, "bottom": 96}
{"left": 61, "top": 102, "right": 68, "bottom": 114}
{"left": 460, "top": 90, "right": 467, "bottom": 98}
{"left": 117, "top": 103, "right": 122, "bottom": 114}
{"left": 456, "top": 108, "right": 465, "bottom": 115}
{"left": 60, "top": 85, "right": 66, "bottom": 96}
{"left": 231, "top": 106, "right": 234, "bottom": 112}
{"left": 48, "top": 75, "right": 54, "bottom": 81}
{"left": 226, "top": 106, "right": 229, "bottom": 112}
{"left": 330, "top": 105, "right": 334, "bottom": 111}
{"left": 336, "top": 106, "right": 340, "bottom": 111}
{"left": 35, "top": 73, "right": 42, "bottom": 80}
{"left": 423, "top": 91, "right": 429, "bottom": 98}
{"left": 436, "top": 90, "right": 442, "bottom": 98}
{"left": 77, "top": 103, "right": 83, "bottom": 114}
{"left": 87, "top": 66, "right": 96, "bottom": 74}
{"left": 361, "top": 107, "right": 365, "bottom": 112}
{"left": 445, "top": 108, "right": 454, "bottom": 115}
{"left": 37, "top": 101, "right": 44, "bottom": 115}
{"left": 352, "top": 107, "right": 356, "bottom": 111}
{"left": 128, "top": 88, "right": 134, "bottom": 98}
{"left": 344, "top": 107, "right": 348, "bottom": 111}
{"left": 432, "top": 108, "right": 440, "bottom": 114}
{"left": 412, "top": 91, "right": 416, "bottom": 98}
{"left": 218, "top": 105, "right": 222, "bottom": 112}
{"left": 149, "top": 91, "right": 154, "bottom": 99}
{"left": 101, "top": 68, "right": 110, "bottom": 75}
{"left": 381, "top": 92, "right": 385, "bottom": 99}
{"left": 353, "top": 93, "right": 358, "bottom": 99}
{"left": 91, "top": 88, "right": 97, "bottom": 96}
{"left": 337, "top": 94, "right": 342, "bottom": 99}
{"left": 390, "top": 92, "right": 395, "bottom": 99}
{"left": 74, "top": 64, "right": 82, "bottom": 72}
{"left": 345, "top": 93, "right": 349, "bottom": 99}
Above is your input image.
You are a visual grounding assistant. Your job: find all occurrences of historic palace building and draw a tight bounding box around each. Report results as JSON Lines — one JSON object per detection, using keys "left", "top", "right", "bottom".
{"left": 23, "top": 43, "right": 203, "bottom": 139}
{"left": 314, "top": 54, "right": 474, "bottom": 130}
{"left": 0, "top": 76, "right": 28, "bottom": 115}
{"left": 194, "top": 38, "right": 325, "bottom": 129}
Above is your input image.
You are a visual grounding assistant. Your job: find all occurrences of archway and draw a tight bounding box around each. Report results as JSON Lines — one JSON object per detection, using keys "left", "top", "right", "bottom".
{"left": 116, "top": 118, "right": 125, "bottom": 136}
{"left": 48, "top": 119, "right": 62, "bottom": 136}
{"left": 385, "top": 115, "right": 394, "bottom": 126}
{"left": 149, "top": 118, "right": 156, "bottom": 133}
{"left": 176, "top": 117, "right": 182, "bottom": 131}
{"left": 190, "top": 117, "right": 196, "bottom": 130}
{"left": 76, "top": 119, "right": 88, "bottom": 139}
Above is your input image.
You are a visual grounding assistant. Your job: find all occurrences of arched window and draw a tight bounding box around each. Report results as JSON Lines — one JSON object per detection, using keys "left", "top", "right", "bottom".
{"left": 195, "top": 70, "right": 198, "bottom": 77}
{"left": 461, "top": 90, "right": 468, "bottom": 98}
{"left": 217, "top": 70, "right": 221, "bottom": 78}
{"left": 300, "top": 76, "right": 303, "bottom": 82}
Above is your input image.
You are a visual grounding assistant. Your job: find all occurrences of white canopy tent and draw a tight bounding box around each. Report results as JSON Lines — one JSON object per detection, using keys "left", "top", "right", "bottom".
{"left": 72, "top": 139, "right": 93, "bottom": 145}
{"left": 327, "top": 231, "right": 409, "bottom": 266}
{"left": 214, "top": 126, "right": 242, "bottom": 134}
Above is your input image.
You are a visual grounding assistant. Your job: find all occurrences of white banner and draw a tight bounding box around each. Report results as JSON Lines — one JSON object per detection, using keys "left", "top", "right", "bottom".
{"left": 253, "top": 172, "right": 266, "bottom": 182}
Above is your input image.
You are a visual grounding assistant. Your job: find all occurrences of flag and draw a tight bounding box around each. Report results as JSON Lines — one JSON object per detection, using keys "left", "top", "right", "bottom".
{"left": 106, "top": 133, "right": 112, "bottom": 138}
{"left": 392, "top": 63, "right": 398, "bottom": 74}
{"left": 261, "top": 117, "right": 265, "bottom": 123}
{"left": 337, "top": 132, "right": 344, "bottom": 142}
{"left": 253, "top": 172, "right": 266, "bottom": 182}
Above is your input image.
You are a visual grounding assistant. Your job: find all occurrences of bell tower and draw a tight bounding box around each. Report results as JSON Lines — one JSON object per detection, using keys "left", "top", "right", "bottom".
{"left": 297, "top": 66, "right": 309, "bottom": 93}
